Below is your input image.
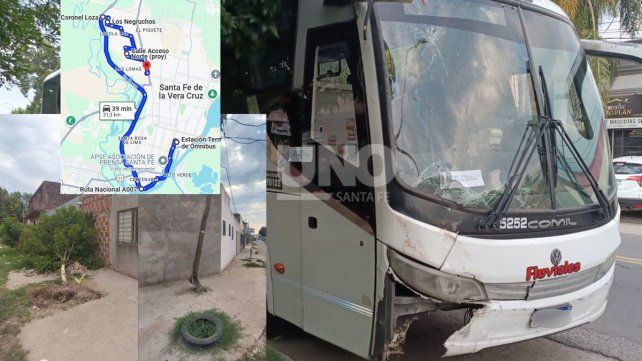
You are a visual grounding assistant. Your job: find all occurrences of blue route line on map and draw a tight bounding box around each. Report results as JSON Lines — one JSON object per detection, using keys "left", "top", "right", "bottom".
{"left": 99, "top": 14, "right": 177, "bottom": 192}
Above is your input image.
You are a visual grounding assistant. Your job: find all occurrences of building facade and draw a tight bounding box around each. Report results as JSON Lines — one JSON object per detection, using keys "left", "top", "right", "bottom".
{"left": 26, "top": 181, "right": 75, "bottom": 224}
{"left": 78, "top": 195, "right": 113, "bottom": 271}
{"left": 33, "top": 182, "right": 241, "bottom": 285}
{"left": 220, "top": 187, "right": 242, "bottom": 271}
{"left": 606, "top": 39, "right": 642, "bottom": 158}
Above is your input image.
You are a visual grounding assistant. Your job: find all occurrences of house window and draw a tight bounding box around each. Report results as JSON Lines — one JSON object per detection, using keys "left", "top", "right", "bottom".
{"left": 229, "top": 224, "right": 232, "bottom": 237}
{"left": 223, "top": 220, "right": 226, "bottom": 236}
{"left": 118, "top": 209, "right": 138, "bottom": 244}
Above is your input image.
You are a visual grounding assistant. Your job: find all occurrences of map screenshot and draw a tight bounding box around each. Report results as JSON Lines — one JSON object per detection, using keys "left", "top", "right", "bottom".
{"left": 60, "top": 0, "right": 221, "bottom": 194}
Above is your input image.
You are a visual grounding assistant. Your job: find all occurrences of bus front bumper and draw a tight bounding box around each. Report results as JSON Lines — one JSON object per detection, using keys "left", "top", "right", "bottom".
{"left": 443, "top": 264, "right": 614, "bottom": 356}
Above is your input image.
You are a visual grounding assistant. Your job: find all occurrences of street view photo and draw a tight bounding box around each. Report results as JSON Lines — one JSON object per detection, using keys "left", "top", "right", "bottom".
{"left": 137, "top": 114, "right": 268, "bottom": 361}
{"left": 0, "top": 115, "right": 138, "bottom": 361}
{"left": 0, "top": 114, "right": 268, "bottom": 361}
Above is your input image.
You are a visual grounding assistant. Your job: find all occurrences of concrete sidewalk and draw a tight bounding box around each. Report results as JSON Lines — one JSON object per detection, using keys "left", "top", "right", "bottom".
{"left": 19, "top": 269, "right": 138, "bottom": 361}
{"left": 139, "top": 245, "right": 266, "bottom": 361}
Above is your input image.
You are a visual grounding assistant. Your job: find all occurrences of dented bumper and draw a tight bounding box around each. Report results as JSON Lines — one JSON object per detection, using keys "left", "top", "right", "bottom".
{"left": 443, "top": 264, "right": 614, "bottom": 356}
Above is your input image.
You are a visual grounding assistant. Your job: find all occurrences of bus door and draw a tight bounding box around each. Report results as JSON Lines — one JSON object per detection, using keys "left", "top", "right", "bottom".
{"left": 299, "top": 22, "right": 376, "bottom": 358}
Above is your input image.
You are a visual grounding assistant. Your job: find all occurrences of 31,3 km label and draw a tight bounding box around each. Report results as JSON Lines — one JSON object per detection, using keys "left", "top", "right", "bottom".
{"left": 99, "top": 101, "right": 136, "bottom": 121}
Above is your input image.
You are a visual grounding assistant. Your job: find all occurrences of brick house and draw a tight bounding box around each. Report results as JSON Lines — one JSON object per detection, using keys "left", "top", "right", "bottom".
{"left": 87, "top": 187, "right": 240, "bottom": 283}
{"left": 32, "top": 182, "right": 241, "bottom": 282}
{"left": 78, "top": 195, "right": 113, "bottom": 270}
{"left": 26, "top": 181, "right": 76, "bottom": 224}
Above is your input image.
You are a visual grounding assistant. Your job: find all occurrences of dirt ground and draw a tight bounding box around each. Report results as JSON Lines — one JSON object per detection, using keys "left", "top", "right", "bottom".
{"left": 29, "top": 282, "right": 102, "bottom": 319}
{"left": 139, "top": 245, "right": 267, "bottom": 361}
{"left": 6, "top": 269, "right": 57, "bottom": 290}
{"left": 19, "top": 269, "right": 138, "bottom": 361}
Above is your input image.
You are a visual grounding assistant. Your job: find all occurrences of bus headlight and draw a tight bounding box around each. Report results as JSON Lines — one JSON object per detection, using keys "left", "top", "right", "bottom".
{"left": 595, "top": 253, "right": 616, "bottom": 281}
{"left": 388, "top": 249, "right": 487, "bottom": 303}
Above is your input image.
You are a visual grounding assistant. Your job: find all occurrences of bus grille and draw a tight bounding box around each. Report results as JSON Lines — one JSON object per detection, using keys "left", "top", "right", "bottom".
{"left": 485, "top": 265, "right": 602, "bottom": 301}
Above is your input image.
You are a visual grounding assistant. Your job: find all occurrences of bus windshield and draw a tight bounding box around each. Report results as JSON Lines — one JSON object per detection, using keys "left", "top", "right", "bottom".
{"left": 375, "top": 0, "right": 615, "bottom": 210}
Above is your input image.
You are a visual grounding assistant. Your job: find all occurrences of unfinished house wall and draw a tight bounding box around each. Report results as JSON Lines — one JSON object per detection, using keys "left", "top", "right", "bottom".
{"left": 109, "top": 196, "right": 139, "bottom": 278}
{"left": 27, "top": 181, "right": 76, "bottom": 224}
{"left": 79, "top": 195, "right": 112, "bottom": 267}
{"left": 220, "top": 185, "right": 239, "bottom": 270}
{"left": 137, "top": 195, "right": 222, "bottom": 286}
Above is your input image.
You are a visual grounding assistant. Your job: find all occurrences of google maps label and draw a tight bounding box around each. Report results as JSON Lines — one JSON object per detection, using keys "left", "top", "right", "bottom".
{"left": 158, "top": 83, "right": 207, "bottom": 100}
{"left": 60, "top": 14, "right": 101, "bottom": 21}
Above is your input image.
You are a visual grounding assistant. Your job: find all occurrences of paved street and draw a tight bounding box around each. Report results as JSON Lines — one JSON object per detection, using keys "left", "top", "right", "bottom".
{"left": 271, "top": 213, "right": 642, "bottom": 361}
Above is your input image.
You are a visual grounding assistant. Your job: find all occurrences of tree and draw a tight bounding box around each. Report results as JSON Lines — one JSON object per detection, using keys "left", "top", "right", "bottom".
{"left": 553, "top": 0, "right": 642, "bottom": 101}
{"left": 0, "top": 216, "right": 24, "bottom": 247}
{"left": 0, "top": 187, "right": 31, "bottom": 222}
{"left": 19, "top": 206, "right": 101, "bottom": 276}
{"left": 221, "top": 0, "right": 282, "bottom": 113}
{"left": 0, "top": 0, "right": 60, "bottom": 114}
{"left": 52, "top": 222, "right": 94, "bottom": 283}
{"left": 259, "top": 226, "right": 267, "bottom": 237}
{"left": 189, "top": 195, "right": 214, "bottom": 292}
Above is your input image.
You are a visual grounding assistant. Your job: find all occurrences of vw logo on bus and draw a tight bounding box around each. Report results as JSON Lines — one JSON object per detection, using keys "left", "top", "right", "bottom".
{"left": 550, "top": 249, "right": 562, "bottom": 266}
{"left": 526, "top": 248, "right": 581, "bottom": 281}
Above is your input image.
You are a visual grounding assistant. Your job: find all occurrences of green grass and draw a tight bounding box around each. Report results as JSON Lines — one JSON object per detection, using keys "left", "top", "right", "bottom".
{"left": 185, "top": 316, "right": 219, "bottom": 339}
{"left": 0, "top": 287, "right": 30, "bottom": 324}
{"left": 0, "top": 246, "right": 32, "bottom": 361}
{"left": 242, "top": 347, "right": 287, "bottom": 361}
{"left": 0, "top": 246, "right": 29, "bottom": 287}
{"left": 0, "top": 246, "right": 32, "bottom": 325}
{"left": 171, "top": 308, "right": 242, "bottom": 355}
{"left": 243, "top": 259, "right": 266, "bottom": 268}
{"left": 3, "top": 344, "right": 28, "bottom": 361}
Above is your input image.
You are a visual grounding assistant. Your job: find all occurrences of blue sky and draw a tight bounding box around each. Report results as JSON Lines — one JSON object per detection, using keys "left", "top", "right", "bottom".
{"left": 221, "top": 114, "right": 266, "bottom": 230}
{"left": 0, "top": 86, "right": 32, "bottom": 114}
{"left": 0, "top": 115, "right": 60, "bottom": 193}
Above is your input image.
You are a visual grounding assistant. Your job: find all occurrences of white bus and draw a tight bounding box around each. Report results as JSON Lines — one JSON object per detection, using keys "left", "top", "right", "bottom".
{"left": 265, "top": 0, "right": 642, "bottom": 359}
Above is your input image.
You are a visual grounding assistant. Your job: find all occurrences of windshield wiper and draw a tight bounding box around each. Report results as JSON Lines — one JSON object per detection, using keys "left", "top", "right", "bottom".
{"left": 538, "top": 66, "right": 559, "bottom": 207}
{"left": 478, "top": 118, "right": 546, "bottom": 230}
{"left": 550, "top": 121, "right": 613, "bottom": 218}
{"left": 538, "top": 67, "right": 613, "bottom": 220}
{"left": 479, "top": 67, "right": 613, "bottom": 230}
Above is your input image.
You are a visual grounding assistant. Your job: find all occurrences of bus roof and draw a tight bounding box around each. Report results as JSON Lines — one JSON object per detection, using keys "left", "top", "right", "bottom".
{"left": 43, "top": 70, "right": 60, "bottom": 83}
{"left": 530, "top": 0, "right": 570, "bottom": 20}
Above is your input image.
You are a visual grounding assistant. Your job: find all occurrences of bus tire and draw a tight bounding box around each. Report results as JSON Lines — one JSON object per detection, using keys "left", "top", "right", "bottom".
{"left": 267, "top": 308, "right": 302, "bottom": 338}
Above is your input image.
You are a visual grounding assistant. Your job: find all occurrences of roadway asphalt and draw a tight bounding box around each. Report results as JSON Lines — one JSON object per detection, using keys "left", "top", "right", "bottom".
{"left": 271, "top": 213, "right": 642, "bottom": 361}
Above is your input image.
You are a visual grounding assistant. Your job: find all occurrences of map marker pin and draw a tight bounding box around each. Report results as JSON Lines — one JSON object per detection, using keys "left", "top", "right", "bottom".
{"left": 143, "top": 60, "right": 151, "bottom": 75}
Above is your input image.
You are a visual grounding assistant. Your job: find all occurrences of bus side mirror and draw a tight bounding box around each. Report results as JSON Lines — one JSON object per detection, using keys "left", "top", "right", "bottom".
{"left": 581, "top": 40, "right": 642, "bottom": 65}
{"left": 41, "top": 70, "right": 60, "bottom": 114}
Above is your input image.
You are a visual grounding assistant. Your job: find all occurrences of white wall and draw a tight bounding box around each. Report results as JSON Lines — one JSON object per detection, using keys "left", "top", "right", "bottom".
{"left": 220, "top": 185, "right": 238, "bottom": 270}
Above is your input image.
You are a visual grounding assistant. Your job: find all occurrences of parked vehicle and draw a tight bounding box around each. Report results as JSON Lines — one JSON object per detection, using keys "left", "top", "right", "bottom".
{"left": 264, "top": 0, "right": 642, "bottom": 359}
{"left": 613, "top": 156, "right": 642, "bottom": 210}
{"left": 42, "top": 70, "right": 60, "bottom": 114}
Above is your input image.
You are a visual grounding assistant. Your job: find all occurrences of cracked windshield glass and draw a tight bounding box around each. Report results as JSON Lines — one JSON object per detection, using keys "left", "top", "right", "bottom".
{"left": 377, "top": 0, "right": 614, "bottom": 210}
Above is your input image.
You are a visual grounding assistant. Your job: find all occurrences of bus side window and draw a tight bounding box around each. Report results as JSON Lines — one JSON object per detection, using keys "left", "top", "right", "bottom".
{"left": 309, "top": 42, "right": 359, "bottom": 166}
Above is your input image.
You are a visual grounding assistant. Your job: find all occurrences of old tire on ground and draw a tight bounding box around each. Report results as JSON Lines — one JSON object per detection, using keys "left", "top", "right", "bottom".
{"left": 180, "top": 315, "right": 224, "bottom": 347}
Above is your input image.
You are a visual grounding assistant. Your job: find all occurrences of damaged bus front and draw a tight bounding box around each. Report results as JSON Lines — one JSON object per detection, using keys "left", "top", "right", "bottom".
{"left": 265, "top": 0, "right": 642, "bottom": 359}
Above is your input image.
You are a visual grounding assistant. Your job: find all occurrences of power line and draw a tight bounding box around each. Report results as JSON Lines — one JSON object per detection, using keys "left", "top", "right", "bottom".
{"left": 226, "top": 117, "right": 267, "bottom": 128}
{"left": 220, "top": 114, "right": 267, "bottom": 214}
{"left": 224, "top": 136, "right": 266, "bottom": 145}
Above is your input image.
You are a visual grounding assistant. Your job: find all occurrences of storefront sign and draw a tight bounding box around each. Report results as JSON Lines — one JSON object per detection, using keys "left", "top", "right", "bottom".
{"left": 606, "top": 117, "right": 642, "bottom": 129}
{"left": 606, "top": 95, "right": 642, "bottom": 129}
